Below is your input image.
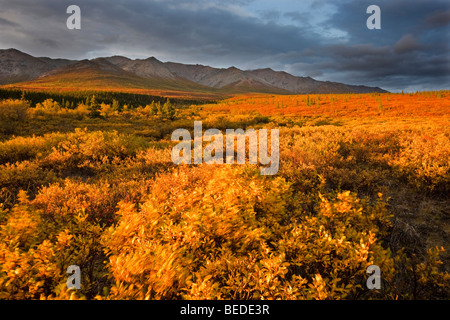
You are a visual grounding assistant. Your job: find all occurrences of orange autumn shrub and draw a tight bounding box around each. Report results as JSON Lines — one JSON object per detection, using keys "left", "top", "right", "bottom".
{"left": 40, "top": 128, "right": 148, "bottom": 171}
{"left": 31, "top": 178, "right": 155, "bottom": 224}
{"left": 277, "top": 122, "right": 450, "bottom": 195}
{"left": 206, "top": 91, "right": 450, "bottom": 119}
{"left": 0, "top": 191, "right": 106, "bottom": 300}
{"left": 0, "top": 191, "right": 64, "bottom": 299}
{"left": 102, "top": 165, "right": 394, "bottom": 300}
{"left": 388, "top": 129, "right": 450, "bottom": 194}
{"left": 0, "top": 161, "right": 58, "bottom": 206}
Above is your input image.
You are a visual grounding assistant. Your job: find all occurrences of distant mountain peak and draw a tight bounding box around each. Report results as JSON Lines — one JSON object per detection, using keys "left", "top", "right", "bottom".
{"left": 107, "top": 55, "right": 131, "bottom": 61}
{"left": 145, "top": 56, "right": 161, "bottom": 62}
{"left": 0, "top": 48, "right": 388, "bottom": 94}
{"left": 3, "top": 48, "right": 28, "bottom": 54}
{"left": 256, "top": 67, "right": 274, "bottom": 72}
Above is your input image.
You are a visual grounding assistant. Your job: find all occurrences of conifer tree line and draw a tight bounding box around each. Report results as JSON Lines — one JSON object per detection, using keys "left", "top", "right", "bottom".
{"left": 0, "top": 88, "right": 214, "bottom": 109}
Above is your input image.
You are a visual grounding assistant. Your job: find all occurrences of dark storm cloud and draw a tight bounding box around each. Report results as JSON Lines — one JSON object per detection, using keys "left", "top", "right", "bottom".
{"left": 0, "top": 0, "right": 448, "bottom": 91}
{"left": 424, "top": 10, "right": 450, "bottom": 28}
{"left": 96, "top": 0, "right": 319, "bottom": 59}
{"left": 324, "top": 0, "right": 448, "bottom": 44}
{"left": 324, "top": 42, "right": 447, "bottom": 78}
{"left": 0, "top": 0, "right": 321, "bottom": 64}
{"left": 304, "top": 0, "right": 450, "bottom": 91}
{"left": 394, "top": 34, "right": 422, "bottom": 54}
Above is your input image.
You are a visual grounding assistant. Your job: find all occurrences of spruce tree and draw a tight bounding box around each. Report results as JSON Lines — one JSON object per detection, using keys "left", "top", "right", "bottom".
{"left": 112, "top": 99, "right": 122, "bottom": 112}
{"left": 88, "top": 95, "right": 101, "bottom": 118}
{"left": 150, "top": 101, "right": 159, "bottom": 116}
{"left": 162, "top": 98, "right": 176, "bottom": 120}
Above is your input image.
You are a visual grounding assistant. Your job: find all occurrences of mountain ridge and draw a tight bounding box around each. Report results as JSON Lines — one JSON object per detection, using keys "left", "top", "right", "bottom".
{"left": 0, "top": 48, "right": 388, "bottom": 95}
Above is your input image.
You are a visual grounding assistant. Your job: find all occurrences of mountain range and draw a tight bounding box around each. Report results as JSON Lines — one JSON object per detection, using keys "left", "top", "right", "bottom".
{"left": 0, "top": 48, "right": 387, "bottom": 96}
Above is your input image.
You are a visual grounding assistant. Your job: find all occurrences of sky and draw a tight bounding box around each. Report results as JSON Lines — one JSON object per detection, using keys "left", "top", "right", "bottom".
{"left": 0, "top": 0, "right": 448, "bottom": 92}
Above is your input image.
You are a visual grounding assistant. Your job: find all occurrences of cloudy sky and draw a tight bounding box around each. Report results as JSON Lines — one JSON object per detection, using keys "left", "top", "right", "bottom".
{"left": 0, "top": 0, "right": 448, "bottom": 92}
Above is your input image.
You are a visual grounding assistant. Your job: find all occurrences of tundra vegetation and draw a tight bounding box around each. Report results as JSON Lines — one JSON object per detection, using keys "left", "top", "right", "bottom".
{"left": 0, "top": 90, "right": 448, "bottom": 299}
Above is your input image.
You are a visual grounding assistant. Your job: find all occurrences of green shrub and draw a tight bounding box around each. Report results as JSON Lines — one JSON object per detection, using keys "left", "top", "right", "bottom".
{"left": 0, "top": 99, "right": 29, "bottom": 135}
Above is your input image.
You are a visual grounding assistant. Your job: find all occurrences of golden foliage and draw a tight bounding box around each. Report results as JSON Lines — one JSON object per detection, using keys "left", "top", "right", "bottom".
{"left": 0, "top": 91, "right": 448, "bottom": 300}
{"left": 101, "top": 165, "right": 395, "bottom": 300}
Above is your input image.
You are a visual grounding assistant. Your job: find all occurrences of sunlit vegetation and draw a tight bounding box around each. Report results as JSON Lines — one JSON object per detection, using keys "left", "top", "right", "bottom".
{"left": 207, "top": 91, "right": 450, "bottom": 119}
{"left": 0, "top": 91, "right": 449, "bottom": 299}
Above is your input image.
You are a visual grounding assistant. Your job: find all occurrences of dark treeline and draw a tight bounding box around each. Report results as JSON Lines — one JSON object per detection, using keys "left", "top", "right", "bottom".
{"left": 0, "top": 88, "right": 216, "bottom": 108}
